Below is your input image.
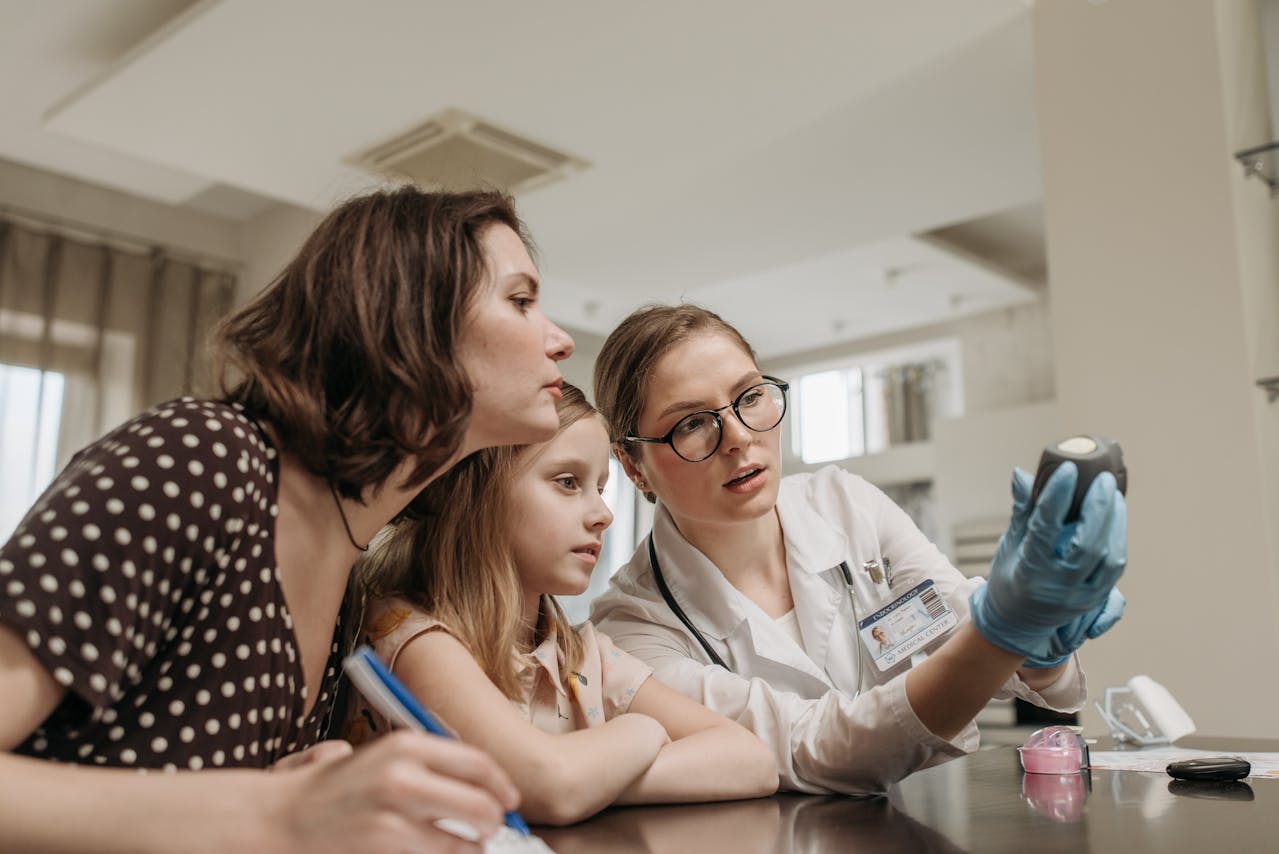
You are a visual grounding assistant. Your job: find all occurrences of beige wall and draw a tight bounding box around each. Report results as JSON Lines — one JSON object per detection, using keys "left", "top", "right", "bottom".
{"left": 757, "top": 294, "right": 1058, "bottom": 559}
{"left": 1034, "top": 0, "right": 1279, "bottom": 737}
{"left": 764, "top": 298, "right": 1056, "bottom": 418}
{"left": 1222, "top": 0, "right": 1279, "bottom": 627}
{"left": 235, "top": 203, "right": 319, "bottom": 306}
{"left": 0, "top": 158, "right": 240, "bottom": 267}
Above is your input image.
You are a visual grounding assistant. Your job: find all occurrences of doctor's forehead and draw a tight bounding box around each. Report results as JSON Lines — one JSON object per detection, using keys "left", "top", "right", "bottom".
{"left": 643, "top": 334, "right": 760, "bottom": 408}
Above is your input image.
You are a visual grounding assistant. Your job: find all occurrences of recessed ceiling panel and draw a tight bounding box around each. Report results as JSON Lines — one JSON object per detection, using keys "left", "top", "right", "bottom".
{"left": 685, "top": 236, "right": 1038, "bottom": 359}
{"left": 34, "top": 0, "right": 1042, "bottom": 349}
{"left": 347, "top": 108, "right": 589, "bottom": 194}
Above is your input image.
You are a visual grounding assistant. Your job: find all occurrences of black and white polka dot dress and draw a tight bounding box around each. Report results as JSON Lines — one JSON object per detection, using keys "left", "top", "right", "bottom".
{"left": 0, "top": 399, "right": 341, "bottom": 770}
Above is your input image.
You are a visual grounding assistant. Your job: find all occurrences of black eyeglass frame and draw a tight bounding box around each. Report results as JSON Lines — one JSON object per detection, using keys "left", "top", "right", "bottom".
{"left": 624, "top": 376, "right": 790, "bottom": 463}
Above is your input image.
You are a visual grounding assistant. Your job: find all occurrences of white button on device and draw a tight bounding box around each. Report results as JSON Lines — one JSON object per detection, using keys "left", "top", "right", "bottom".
{"left": 1057, "top": 436, "right": 1098, "bottom": 455}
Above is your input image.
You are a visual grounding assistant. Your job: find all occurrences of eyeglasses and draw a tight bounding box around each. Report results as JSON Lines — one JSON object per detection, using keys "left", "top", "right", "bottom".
{"left": 625, "top": 377, "right": 789, "bottom": 463}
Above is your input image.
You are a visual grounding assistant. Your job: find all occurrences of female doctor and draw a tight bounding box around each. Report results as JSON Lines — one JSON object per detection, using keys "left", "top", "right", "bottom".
{"left": 589, "top": 304, "right": 1126, "bottom": 795}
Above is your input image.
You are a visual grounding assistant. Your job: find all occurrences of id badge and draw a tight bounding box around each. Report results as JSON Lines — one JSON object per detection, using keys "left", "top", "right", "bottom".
{"left": 859, "top": 579, "right": 957, "bottom": 672}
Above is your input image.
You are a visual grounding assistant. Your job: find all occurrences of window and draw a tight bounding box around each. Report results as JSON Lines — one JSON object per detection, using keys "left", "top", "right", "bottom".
{"left": 797, "top": 368, "right": 865, "bottom": 462}
{"left": 1, "top": 364, "right": 66, "bottom": 541}
{"left": 789, "top": 339, "right": 962, "bottom": 465}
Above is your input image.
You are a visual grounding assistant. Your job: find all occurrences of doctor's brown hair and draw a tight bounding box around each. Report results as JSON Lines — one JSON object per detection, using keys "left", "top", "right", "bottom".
{"left": 213, "top": 186, "right": 527, "bottom": 502}
{"left": 355, "top": 384, "right": 594, "bottom": 699}
{"left": 593, "top": 303, "right": 757, "bottom": 503}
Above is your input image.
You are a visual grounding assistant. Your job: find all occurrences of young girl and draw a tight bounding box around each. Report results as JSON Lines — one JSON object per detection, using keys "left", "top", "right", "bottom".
{"left": 349, "top": 384, "right": 778, "bottom": 826}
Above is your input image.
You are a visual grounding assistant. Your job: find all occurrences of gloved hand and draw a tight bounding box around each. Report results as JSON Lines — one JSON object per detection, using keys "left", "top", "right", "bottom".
{"left": 1022, "top": 586, "right": 1126, "bottom": 668}
{"left": 968, "top": 462, "right": 1127, "bottom": 659}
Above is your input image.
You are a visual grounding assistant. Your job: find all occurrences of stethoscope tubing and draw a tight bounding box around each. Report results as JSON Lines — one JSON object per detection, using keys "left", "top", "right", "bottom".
{"left": 648, "top": 535, "right": 730, "bottom": 669}
{"left": 647, "top": 534, "right": 862, "bottom": 691}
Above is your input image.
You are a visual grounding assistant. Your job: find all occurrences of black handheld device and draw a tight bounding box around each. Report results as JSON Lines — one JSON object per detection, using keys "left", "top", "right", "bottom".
{"left": 1166, "top": 756, "right": 1251, "bottom": 782}
{"left": 1029, "top": 435, "right": 1127, "bottom": 524}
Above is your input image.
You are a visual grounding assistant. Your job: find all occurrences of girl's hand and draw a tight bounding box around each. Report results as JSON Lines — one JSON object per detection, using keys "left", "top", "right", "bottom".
{"left": 266, "top": 730, "right": 520, "bottom": 854}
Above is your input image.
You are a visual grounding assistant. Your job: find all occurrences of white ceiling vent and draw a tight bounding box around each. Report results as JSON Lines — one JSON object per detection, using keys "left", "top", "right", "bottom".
{"left": 348, "top": 108, "right": 589, "bottom": 195}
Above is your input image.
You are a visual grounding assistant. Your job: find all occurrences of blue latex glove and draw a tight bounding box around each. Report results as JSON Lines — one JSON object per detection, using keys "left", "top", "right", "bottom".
{"left": 968, "top": 462, "right": 1127, "bottom": 659}
{"left": 1022, "top": 586, "right": 1126, "bottom": 668}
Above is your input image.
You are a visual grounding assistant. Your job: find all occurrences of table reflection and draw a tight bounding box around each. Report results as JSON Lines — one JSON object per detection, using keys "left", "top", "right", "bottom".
{"left": 538, "top": 743, "right": 1279, "bottom": 853}
{"left": 1166, "top": 779, "right": 1255, "bottom": 803}
{"left": 1022, "top": 771, "right": 1090, "bottom": 823}
{"left": 537, "top": 792, "right": 970, "bottom": 853}
{"left": 535, "top": 797, "right": 777, "bottom": 854}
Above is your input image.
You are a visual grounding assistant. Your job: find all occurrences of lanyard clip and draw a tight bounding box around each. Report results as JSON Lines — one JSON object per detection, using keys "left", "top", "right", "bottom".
{"left": 863, "top": 559, "right": 884, "bottom": 585}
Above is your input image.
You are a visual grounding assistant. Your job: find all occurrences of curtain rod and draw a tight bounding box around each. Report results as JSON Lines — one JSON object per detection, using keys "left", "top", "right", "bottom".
{"left": 0, "top": 201, "right": 242, "bottom": 275}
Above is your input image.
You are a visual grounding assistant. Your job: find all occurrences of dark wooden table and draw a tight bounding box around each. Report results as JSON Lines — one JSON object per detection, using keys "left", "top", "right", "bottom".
{"left": 536, "top": 737, "right": 1278, "bottom": 852}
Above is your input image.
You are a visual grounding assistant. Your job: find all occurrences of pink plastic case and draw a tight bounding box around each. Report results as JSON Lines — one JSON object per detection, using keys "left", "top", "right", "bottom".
{"left": 1018, "top": 725, "right": 1086, "bottom": 774}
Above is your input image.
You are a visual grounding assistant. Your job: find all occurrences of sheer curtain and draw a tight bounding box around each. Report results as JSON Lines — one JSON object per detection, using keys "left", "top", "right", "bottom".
{"left": 0, "top": 215, "right": 236, "bottom": 539}
{"left": 880, "top": 360, "right": 944, "bottom": 446}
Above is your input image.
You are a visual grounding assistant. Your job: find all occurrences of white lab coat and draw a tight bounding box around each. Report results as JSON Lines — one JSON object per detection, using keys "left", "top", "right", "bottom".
{"left": 590, "top": 465, "right": 1087, "bottom": 795}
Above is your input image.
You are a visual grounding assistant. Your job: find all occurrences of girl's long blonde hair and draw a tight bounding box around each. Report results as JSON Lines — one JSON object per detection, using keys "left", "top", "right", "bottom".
{"left": 355, "top": 384, "right": 594, "bottom": 698}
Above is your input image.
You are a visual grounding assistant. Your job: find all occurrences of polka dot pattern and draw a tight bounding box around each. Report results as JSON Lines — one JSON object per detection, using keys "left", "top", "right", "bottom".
{"left": 0, "top": 399, "right": 341, "bottom": 770}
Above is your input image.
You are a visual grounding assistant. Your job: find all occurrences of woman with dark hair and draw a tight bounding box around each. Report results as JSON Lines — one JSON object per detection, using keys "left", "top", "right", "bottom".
{"left": 590, "top": 303, "right": 1126, "bottom": 795}
{"left": 0, "top": 187, "right": 573, "bottom": 852}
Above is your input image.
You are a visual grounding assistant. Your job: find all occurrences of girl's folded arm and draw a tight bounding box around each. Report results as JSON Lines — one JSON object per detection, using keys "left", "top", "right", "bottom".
{"left": 394, "top": 629, "right": 669, "bottom": 826}
{"left": 614, "top": 676, "right": 779, "bottom": 805}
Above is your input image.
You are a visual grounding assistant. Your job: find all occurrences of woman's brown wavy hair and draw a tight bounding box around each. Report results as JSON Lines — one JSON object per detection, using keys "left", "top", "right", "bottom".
{"left": 356, "top": 384, "right": 596, "bottom": 698}
{"left": 213, "top": 186, "right": 527, "bottom": 501}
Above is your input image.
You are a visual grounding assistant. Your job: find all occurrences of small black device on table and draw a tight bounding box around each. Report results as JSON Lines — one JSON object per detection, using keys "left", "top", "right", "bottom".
{"left": 1166, "top": 756, "right": 1252, "bottom": 782}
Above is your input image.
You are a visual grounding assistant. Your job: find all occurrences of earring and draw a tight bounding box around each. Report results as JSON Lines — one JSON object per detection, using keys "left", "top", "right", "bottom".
{"left": 635, "top": 479, "right": 648, "bottom": 491}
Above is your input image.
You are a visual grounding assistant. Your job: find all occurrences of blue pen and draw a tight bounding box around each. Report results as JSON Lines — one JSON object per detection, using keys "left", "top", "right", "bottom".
{"left": 343, "top": 645, "right": 531, "bottom": 837}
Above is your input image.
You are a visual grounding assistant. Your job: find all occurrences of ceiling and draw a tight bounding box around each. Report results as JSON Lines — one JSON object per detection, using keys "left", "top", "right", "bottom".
{"left": 0, "top": 0, "right": 1048, "bottom": 358}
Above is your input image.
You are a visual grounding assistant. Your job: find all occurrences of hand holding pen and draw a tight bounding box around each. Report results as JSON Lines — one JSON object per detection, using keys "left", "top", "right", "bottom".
{"left": 264, "top": 727, "right": 520, "bottom": 853}
{"left": 344, "top": 645, "right": 534, "bottom": 838}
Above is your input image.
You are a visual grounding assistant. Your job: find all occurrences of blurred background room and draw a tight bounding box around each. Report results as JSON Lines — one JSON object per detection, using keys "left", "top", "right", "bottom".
{"left": 1, "top": 0, "right": 1276, "bottom": 742}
